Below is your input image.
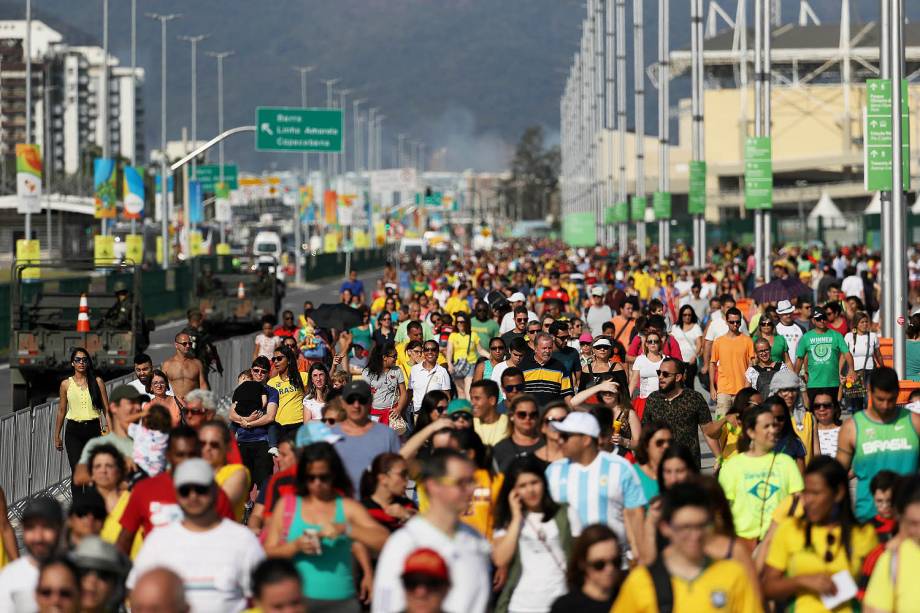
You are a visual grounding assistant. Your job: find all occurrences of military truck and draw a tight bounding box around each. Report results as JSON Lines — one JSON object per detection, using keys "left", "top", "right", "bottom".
{"left": 9, "top": 259, "right": 153, "bottom": 409}
{"left": 191, "top": 255, "right": 283, "bottom": 329}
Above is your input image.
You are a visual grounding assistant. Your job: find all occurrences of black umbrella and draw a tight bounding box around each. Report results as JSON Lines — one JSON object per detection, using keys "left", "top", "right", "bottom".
{"left": 749, "top": 279, "right": 795, "bottom": 304}
{"left": 309, "top": 303, "right": 363, "bottom": 331}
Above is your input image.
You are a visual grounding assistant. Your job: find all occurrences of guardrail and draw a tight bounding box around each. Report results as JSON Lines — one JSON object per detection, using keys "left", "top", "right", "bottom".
{"left": 1, "top": 333, "right": 255, "bottom": 516}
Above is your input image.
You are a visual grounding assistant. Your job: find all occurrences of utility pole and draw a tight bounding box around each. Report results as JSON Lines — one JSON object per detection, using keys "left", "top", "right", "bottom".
{"left": 24, "top": 0, "right": 33, "bottom": 243}
{"left": 753, "top": 0, "right": 772, "bottom": 282}
{"left": 890, "top": 0, "right": 908, "bottom": 377}
{"left": 634, "top": 0, "right": 647, "bottom": 258}
{"left": 657, "top": 0, "right": 670, "bottom": 260}
{"left": 616, "top": 0, "right": 627, "bottom": 253}
{"left": 691, "top": 0, "right": 706, "bottom": 268}
{"left": 322, "top": 79, "right": 339, "bottom": 182}
{"left": 179, "top": 35, "right": 208, "bottom": 181}
{"left": 367, "top": 108, "right": 377, "bottom": 171}
{"left": 206, "top": 50, "right": 233, "bottom": 245}
{"left": 100, "top": 0, "right": 110, "bottom": 236}
{"left": 147, "top": 12, "right": 181, "bottom": 269}
{"left": 293, "top": 65, "right": 313, "bottom": 284}
{"left": 353, "top": 98, "right": 365, "bottom": 172}
{"left": 338, "top": 89, "right": 351, "bottom": 175}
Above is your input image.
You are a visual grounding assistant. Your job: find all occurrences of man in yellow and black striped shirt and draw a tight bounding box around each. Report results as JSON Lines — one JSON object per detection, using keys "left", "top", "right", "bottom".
{"left": 519, "top": 332, "right": 573, "bottom": 408}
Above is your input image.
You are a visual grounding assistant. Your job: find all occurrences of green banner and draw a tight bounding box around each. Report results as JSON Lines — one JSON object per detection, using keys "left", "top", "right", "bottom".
{"left": 604, "top": 205, "right": 617, "bottom": 225}
{"left": 744, "top": 136, "right": 772, "bottom": 210}
{"left": 688, "top": 160, "right": 707, "bottom": 215}
{"left": 631, "top": 196, "right": 647, "bottom": 221}
{"left": 563, "top": 212, "right": 597, "bottom": 247}
{"left": 864, "top": 78, "right": 911, "bottom": 192}
{"left": 653, "top": 192, "right": 671, "bottom": 220}
{"left": 614, "top": 201, "right": 629, "bottom": 223}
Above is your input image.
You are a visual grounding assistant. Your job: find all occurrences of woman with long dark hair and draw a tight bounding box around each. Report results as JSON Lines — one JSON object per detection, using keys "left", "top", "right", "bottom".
{"left": 763, "top": 456, "right": 878, "bottom": 611}
{"left": 634, "top": 422, "right": 672, "bottom": 503}
{"left": 54, "top": 347, "right": 109, "bottom": 472}
{"left": 493, "top": 455, "right": 571, "bottom": 613}
{"left": 361, "top": 340, "right": 408, "bottom": 428}
{"left": 716, "top": 387, "right": 761, "bottom": 470}
{"left": 412, "top": 390, "right": 450, "bottom": 436}
{"left": 359, "top": 452, "right": 416, "bottom": 532}
{"left": 550, "top": 524, "right": 623, "bottom": 613}
{"left": 302, "top": 363, "right": 332, "bottom": 422}
{"left": 669, "top": 304, "right": 703, "bottom": 385}
{"left": 719, "top": 404, "right": 804, "bottom": 546}
{"left": 264, "top": 442, "right": 388, "bottom": 612}
{"left": 268, "top": 346, "right": 309, "bottom": 436}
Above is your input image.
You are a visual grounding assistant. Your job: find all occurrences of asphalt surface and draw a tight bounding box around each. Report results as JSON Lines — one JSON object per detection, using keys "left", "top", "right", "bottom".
{"left": 0, "top": 270, "right": 382, "bottom": 416}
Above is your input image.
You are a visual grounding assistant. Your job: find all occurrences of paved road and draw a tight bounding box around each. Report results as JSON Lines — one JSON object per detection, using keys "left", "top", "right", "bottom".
{"left": 0, "top": 270, "right": 382, "bottom": 416}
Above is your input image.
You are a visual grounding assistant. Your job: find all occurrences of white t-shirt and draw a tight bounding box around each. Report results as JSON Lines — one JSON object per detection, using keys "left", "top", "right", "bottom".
{"left": 0, "top": 556, "right": 39, "bottom": 612}
{"left": 633, "top": 354, "right": 663, "bottom": 399}
{"left": 254, "top": 333, "right": 280, "bottom": 359}
{"left": 845, "top": 331, "right": 879, "bottom": 371}
{"left": 494, "top": 512, "right": 569, "bottom": 612}
{"left": 500, "top": 309, "right": 539, "bottom": 334}
{"left": 669, "top": 323, "right": 703, "bottom": 362}
{"left": 545, "top": 452, "right": 647, "bottom": 542}
{"left": 127, "top": 519, "right": 265, "bottom": 613}
{"left": 585, "top": 305, "right": 613, "bottom": 337}
{"left": 302, "top": 398, "right": 325, "bottom": 421}
{"left": 775, "top": 321, "right": 805, "bottom": 362}
{"left": 408, "top": 363, "right": 452, "bottom": 411}
{"left": 372, "top": 516, "right": 491, "bottom": 613}
{"left": 841, "top": 275, "right": 864, "bottom": 299}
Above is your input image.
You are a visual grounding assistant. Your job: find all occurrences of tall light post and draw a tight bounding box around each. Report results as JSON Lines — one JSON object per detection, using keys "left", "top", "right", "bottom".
{"left": 367, "top": 107, "right": 377, "bottom": 171}
{"left": 890, "top": 0, "right": 908, "bottom": 377}
{"left": 322, "top": 79, "right": 339, "bottom": 181}
{"left": 691, "top": 0, "right": 705, "bottom": 268}
{"left": 352, "top": 98, "right": 365, "bottom": 172}
{"left": 23, "top": 0, "right": 33, "bottom": 243}
{"left": 375, "top": 115, "right": 385, "bottom": 170}
{"left": 633, "top": 0, "right": 647, "bottom": 258}
{"left": 147, "top": 12, "right": 181, "bottom": 269}
{"left": 99, "top": 0, "right": 111, "bottom": 236}
{"left": 397, "top": 133, "right": 406, "bottom": 168}
{"left": 657, "top": 0, "right": 670, "bottom": 260}
{"left": 293, "top": 65, "right": 314, "bottom": 284}
{"left": 130, "top": 0, "right": 136, "bottom": 165}
{"left": 338, "top": 89, "right": 351, "bottom": 175}
{"left": 206, "top": 50, "right": 233, "bottom": 245}
{"left": 179, "top": 34, "right": 208, "bottom": 180}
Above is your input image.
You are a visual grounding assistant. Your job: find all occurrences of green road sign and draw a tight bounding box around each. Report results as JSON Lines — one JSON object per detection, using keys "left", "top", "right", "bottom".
{"left": 414, "top": 192, "right": 443, "bottom": 207}
{"left": 195, "top": 165, "right": 238, "bottom": 192}
{"left": 864, "top": 79, "right": 910, "bottom": 192}
{"left": 653, "top": 191, "right": 672, "bottom": 220}
{"left": 630, "top": 195, "right": 647, "bottom": 220}
{"left": 744, "top": 136, "right": 772, "bottom": 210}
{"left": 255, "top": 107, "right": 343, "bottom": 152}
{"left": 563, "top": 212, "right": 597, "bottom": 247}
{"left": 688, "top": 160, "right": 707, "bottom": 215}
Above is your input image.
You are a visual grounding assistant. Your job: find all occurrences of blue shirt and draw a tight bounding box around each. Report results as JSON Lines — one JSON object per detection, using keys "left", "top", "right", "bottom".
{"left": 341, "top": 279, "right": 365, "bottom": 298}
{"left": 235, "top": 384, "right": 279, "bottom": 443}
{"left": 332, "top": 423, "right": 402, "bottom": 495}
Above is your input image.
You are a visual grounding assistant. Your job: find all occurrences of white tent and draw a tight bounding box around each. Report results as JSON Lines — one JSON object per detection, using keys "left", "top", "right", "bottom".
{"left": 912, "top": 192, "right": 920, "bottom": 215}
{"left": 807, "top": 190, "right": 847, "bottom": 229}
{"left": 864, "top": 191, "right": 881, "bottom": 215}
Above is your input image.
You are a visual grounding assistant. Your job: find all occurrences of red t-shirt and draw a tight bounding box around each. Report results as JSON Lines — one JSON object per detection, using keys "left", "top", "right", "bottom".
{"left": 541, "top": 288, "right": 570, "bottom": 304}
{"left": 627, "top": 335, "right": 684, "bottom": 361}
{"left": 261, "top": 466, "right": 298, "bottom": 521}
{"left": 119, "top": 471, "right": 236, "bottom": 536}
{"left": 828, "top": 318, "right": 849, "bottom": 336}
{"left": 273, "top": 325, "right": 298, "bottom": 338}
{"left": 227, "top": 435, "right": 243, "bottom": 465}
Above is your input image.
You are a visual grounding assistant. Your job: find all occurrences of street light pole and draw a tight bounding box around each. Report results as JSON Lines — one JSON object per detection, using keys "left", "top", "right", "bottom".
{"left": 633, "top": 0, "right": 647, "bottom": 258}
{"left": 322, "top": 79, "right": 339, "bottom": 181}
{"left": 293, "top": 65, "right": 314, "bottom": 283}
{"left": 147, "top": 12, "right": 181, "bottom": 270}
{"left": 179, "top": 35, "right": 208, "bottom": 181}
{"left": 99, "top": 0, "right": 110, "bottom": 236}
{"left": 338, "top": 89, "right": 351, "bottom": 175}
{"left": 206, "top": 51, "right": 233, "bottom": 246}
{"left": 367, "top": 107, "right": 377, "bottom": 171}
{"left": 891, "top": 0, "right": 908, "bottom": 377}
{"left": 24, "top": 0, "right": 32, "bottom": 243}
{"left": 691, "top": 0, "right": 706, "bottom": 268}
{"left": 353, "top": 98, "right": 365, "bottom": 173}
{"left": 657, "top": 0, "right": 670, "bottom": 261}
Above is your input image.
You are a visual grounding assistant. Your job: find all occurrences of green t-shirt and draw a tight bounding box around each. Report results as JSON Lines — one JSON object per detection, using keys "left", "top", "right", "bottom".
{"left": 718, "top": 451, "right": 804, "bottom": 539}
{"left": 754, "top": 333, "right": 788, "bottom": 364}
{"left": 471, "top": 317, "right": 500, "bottom": 352}
{"left": 795, "top": 328, "right": 849, "bottom": 388}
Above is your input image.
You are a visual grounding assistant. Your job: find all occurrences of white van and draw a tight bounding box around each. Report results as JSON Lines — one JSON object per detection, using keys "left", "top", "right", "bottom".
{"left": 252, "top": 231, "right": 282, "bottom": 261}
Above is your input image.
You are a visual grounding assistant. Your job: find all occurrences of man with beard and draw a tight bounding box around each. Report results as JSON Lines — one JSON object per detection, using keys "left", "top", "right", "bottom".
{"left": 127, "top": 353, "right": 162, "bottom": 396}
{"left": 0, "top": 496, "right": 64, "bottom": 611}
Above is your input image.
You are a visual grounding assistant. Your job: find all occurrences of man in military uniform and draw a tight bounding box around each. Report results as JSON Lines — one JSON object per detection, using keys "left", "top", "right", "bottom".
{"left": 101, "top": 283, "right": 150, "bottom": 351}
{"left": 196, "top": 267, "right": 224, "bottom": 297}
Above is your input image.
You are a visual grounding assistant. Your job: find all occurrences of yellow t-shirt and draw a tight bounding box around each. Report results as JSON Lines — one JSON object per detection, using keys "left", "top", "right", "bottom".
{"left": 791, "top": 411, "right": 816, "bottom": 467}
{"left": 612, "top": 558, "right": 763, "bottom": 613}
{"left": 100, "top": 491, "right": 143, "bottom": 559}
{"left": 417, "top": 469, "right": 503, "bottom": 541}
{"left": 474, "top": 415, "right": 509, "bottom": 447}
{"left": 718, "top": 452, "right": 804, "bottom": 540}
{"left": 717, "top": 421, "right": 743, "bottom": 468}
{"left": 766, "top": 518, "right": 877, "bottom": 613}
{"left": 267, "top": 371, "right": 309, "bottom": 426}
{"left": 864, "top": 538, "right": 920, "bottom": 613}
{"left": 216, "top": 463, "right": 252, "bottom": 521}
{"left": 448, "top": 331, "right": 480, "bottom": 363}
{"left": 445, "top": 295, "right": 471, "bottom": 317}
{"left": 770, "top": 493, "right": 805, "bottom": 524}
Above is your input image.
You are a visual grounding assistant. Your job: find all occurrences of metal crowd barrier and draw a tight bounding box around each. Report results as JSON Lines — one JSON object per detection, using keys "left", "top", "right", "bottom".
{"left": 1, "top": 333, "right": 255, "bottom": 515}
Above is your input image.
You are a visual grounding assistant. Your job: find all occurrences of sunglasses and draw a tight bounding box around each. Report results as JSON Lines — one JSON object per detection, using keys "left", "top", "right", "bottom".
{"left": 813, "top": 402, "right": 834, "bottom": 410}
{"left": 657, "top": 370, "right": 676, "bottom": 378}
{"left": 72, "top": 356, "right": 89, "bottom": 364}
{"left": 344, "top": 395, "right": 369, "bottom": 405}
{"left": 515, "top": 317, "right": 528, "bottom": 322}
{"left": 423, "top": 347, "right": 439, "bottom": 353}
{"left": 306, "top": 473, "right": 333, "bottom": 483}
{"left": 271, "top": 356, "right": 286, "bottom": 362}
{"left": 403, "top": 575, "right": 449, "bottom": 591}
{"left": 250, "top": 367, "right": 266, "bottom": 374}
{"left": 515, "top": 411, "right": 539, "bottom": 420}
{"left": 727, "top": 320, "right": 742, "bottom": 325}
{"left": 177, "top": 341, "right": 193, "bottom": 347}
{"left": 199, "top": 440, "right": 222, "bottom": 449}
{"left": 645, "top": 338, "right": 661, "bottom": 344}
{"left": 449, "top": 412, "right": 472, "bottom": 422}
{"left": 322, "top": 417, "right": 338, "bottom": 425}
{"left": 654, "top": 437, "right": 673, "bottom": 448}
{"left": 587, "top": 557, "right": 621, "bottom": 571}
{"left": 490, "top": 345, "right": 505, "bottom": 351}
{"left": 504, "top": 383, "right": 525, "bottom": 393}
{"left": 37, "top": 587, "right": 77, "bottom": 599}
{"left": 177, "top": 484, "right": 211, "bottom": 497}
{"left": 760, "top": 321, "right": 774, "bottom": 327}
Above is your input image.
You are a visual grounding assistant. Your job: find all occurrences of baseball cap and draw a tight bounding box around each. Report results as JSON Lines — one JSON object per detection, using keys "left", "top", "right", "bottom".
{"left": 71, "top": 536, "right": 127, "bottom": 576}
{"left": 776, "top": 300, "right": 794, "bottom": 315}
{"left": 402, "top": 548, "right": 450, "bottom": 582}
{"left": 341, "top": 380, "right": 372, "bottom": 403}
{"left": 509, "top": 292, "right": 526, "bottom": 303}
{"left": 551, "top": 412, "right": 601, "bottom": 438}
{"left": 592, "top": 337, "right": 612, "bottom": 348}
{"left": 173, "top": 458, "right": 214, "bottom": 489}
{"left": 811, "top": 307, "right": 827, "bottom": 320}
{"left": 578, "top": 332, "right": 594, "bottom": 344}
{"left": 109, "top": 384, "right": 142, "bottom": 404}
{"left": 295, "top": 421, "right": 343, "bottom": 447}
{"left": 591, "top": 286, "right": 605, "bottom": 297}
{"left": 446, "top": 398, "right": 473, "bottom": 416}
{"left": 21, "top": 496, "right": 63, "bottom": 528}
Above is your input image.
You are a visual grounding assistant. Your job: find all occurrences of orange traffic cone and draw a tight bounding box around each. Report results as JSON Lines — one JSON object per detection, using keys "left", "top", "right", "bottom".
{"left": 76, "top": 293, "right": 91, "bottom": 332}
{"left": 237, "top": 282, "right": 246, "bottom": 299}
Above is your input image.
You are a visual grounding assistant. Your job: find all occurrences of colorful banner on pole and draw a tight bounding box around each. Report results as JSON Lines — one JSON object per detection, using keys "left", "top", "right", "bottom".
{"left": 630, "top": 196, "right": 647, "bottom": 221}
{"left": 562, "top": 212, "right": 596, "bottom": 247}
{"left": 94, "top": 234, "right": 116, "bottom": 266}
{"left": 124, "top": 234, "right": 144, "bottom": 264}
{"left": 15, "top": 144, "right": 42, "bottom": 214}
{"left": 653, "top": 192, "right": 672, "bottom": 220}
{"left": 323, "top": 190, "right": 338, "bottom": 225}
{"left": 93, "top": 158, "right": 117, "bottom": 219}
{"left": 188, "top": 180, "right": 204, "bottom": 225}
{"left": 215, "top": 181, "right": 231, "bottom": 223}
{"left": 688, "top": 160, "right": 707, "bottom": 215}
{"left": 744, "top": 136, "right": 772, "bottom": 210}
{"left": 123, "top": 165, "right": 145, "bottom": 219}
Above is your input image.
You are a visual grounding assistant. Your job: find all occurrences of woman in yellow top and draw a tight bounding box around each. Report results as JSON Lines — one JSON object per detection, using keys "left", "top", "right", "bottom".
{"left": 0, "top": 486, "right": 16, "bottom": 569}
{"left": 268, "top": 346, "right": 310, "bottom": 437}
{"left": 445, "top": 313, "right": 488, "bottom": 400}
{"left": 199, "top": 421, "right": 251, "bottom": 521}
{"left": 764, "top": 456, "right": 877, "bottom": 613}
{"left": 717, "top": 388, "right": 762, "bottom": 471}
{"left": 90, "top": 443, "right": 143, "bottom": 558}
{"left": 54, "top": 347, "right": 110, "bottom": 473}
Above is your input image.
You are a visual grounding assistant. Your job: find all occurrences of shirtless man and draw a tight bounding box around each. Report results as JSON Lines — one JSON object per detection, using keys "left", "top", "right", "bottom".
{"left": 162, "top": 332, "right": 208, "bottom": 401}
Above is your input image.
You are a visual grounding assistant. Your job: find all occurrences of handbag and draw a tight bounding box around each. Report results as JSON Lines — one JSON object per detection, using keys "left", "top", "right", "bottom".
{"left": 844, "top": 336, "right": 873, "bottom": 399}
{"left": 451, "top": 334, "right": 474, "bottom": 378}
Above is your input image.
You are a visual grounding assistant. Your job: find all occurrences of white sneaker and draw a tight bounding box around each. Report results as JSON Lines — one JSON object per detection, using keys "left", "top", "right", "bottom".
{"left": 268, "top": 446, "right": 279, "bottom": 456}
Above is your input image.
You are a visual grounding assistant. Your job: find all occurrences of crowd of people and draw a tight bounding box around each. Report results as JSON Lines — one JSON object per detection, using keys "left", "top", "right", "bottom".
{"left": 2, "top": 240, "right": 920, "bottom": 613}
